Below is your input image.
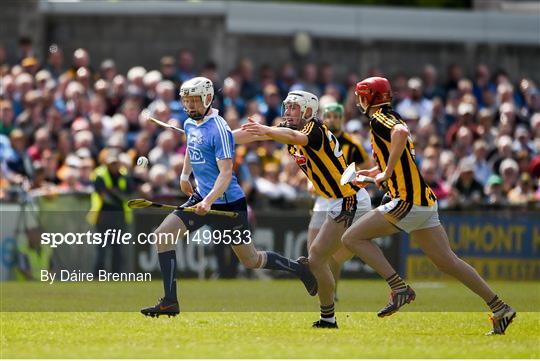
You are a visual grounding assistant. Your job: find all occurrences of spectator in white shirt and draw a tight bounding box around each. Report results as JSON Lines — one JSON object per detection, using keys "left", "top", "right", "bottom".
{"left": 396, "top": 77, "right": 433, "bottom": 120}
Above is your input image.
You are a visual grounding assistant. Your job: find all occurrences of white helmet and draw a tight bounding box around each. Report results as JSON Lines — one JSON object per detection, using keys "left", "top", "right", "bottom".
{"left": 180, "top": 76, "right": 214, "bottom": 108}
{"left": 283, "top": 90, "right": 319, "bottom": 121}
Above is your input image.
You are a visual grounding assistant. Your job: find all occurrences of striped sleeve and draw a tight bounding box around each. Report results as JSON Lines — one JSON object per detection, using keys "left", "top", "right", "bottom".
{"left": 371, "top": 113, "right": 398, "bottom": 141}
{"left": 213, "top": 118, "right": 234, "bottom": 160}
{"left": 301, "top": 121, "right": 323, "bottom": 149}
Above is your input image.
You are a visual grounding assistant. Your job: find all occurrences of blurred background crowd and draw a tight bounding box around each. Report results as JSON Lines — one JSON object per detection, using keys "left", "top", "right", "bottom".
{"left": 1, "top": 38, "right": 540, "bottom": 210}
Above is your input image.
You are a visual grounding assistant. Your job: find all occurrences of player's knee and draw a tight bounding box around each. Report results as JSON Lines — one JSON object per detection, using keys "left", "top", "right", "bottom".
{"left": 155, "top": 236, "right": 175, "bottom": 252}
{"left": 308, "top": 250, "right": 327, "bottom": 270}
{"left": 341, "top": 231, "right": 359, "bottom": 250}
{"left": 331, "top": 252, "right": 349, "bottom": 266}
{"left": 238, "top": 254, "right": 259, "bottom": 269}
{"left": 153, "top": 228, "right": 176, "bottom": 252}
{"left": 241, "top": 259, "right": 259, "bottom": 269}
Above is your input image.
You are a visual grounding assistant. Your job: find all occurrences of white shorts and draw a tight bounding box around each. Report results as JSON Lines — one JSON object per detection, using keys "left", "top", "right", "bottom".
{"left": 377, "top": 198, "right": 441, "bottom": 234}
{"left": 309, "top": 188, "right": 371, "bottom": 230}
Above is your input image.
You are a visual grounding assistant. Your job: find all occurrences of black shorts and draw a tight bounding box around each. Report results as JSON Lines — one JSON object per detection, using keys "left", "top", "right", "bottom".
{"left": 172, "top": 197, "right": 249, "bottom": 233}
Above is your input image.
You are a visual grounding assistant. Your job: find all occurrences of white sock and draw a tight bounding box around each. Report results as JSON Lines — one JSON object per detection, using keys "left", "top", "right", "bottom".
{"left": 321, "top": 316, "right": 336, "bottom": 323}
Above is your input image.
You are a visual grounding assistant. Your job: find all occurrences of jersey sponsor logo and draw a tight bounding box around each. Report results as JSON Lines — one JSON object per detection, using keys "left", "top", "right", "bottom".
{"left": 188, "top": 147, "right": 206, "bottom": 164}
{"left": 290, "top": 152, "right": 307, "bottom": 166}
{"left": 188, "top": 130, "right": 205, "bottom": 164}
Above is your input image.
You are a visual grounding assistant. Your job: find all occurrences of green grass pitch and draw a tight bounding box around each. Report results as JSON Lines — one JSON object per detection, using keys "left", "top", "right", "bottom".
{"left": 1, "top": 279, "right": 539, "bottom": 358}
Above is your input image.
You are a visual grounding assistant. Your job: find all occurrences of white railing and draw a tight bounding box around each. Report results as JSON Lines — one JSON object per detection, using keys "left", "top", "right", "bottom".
{"left": 38, "top": 0, "right": 540, "bottom": 45}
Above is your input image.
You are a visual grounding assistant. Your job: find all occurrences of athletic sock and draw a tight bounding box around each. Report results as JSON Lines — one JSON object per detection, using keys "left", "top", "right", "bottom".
{"left": 386, "top": 273, "right": 407, "bottom": 293}
{"left": 158, "top": 250, "right": 177, "bottom": 302}
{"left": 260, "top": 251, "right": 301, "bottom": 275}
{"left": 487, "top": 295, "right": 507, "bottom": 314}
{"left": 320, "top": 303, "right": 336, "bottom": 323}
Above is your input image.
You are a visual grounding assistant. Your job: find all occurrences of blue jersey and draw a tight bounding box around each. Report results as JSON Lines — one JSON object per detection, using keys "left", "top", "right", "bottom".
{"left": 184, "top": 109, "right": 245, "bottom": 204}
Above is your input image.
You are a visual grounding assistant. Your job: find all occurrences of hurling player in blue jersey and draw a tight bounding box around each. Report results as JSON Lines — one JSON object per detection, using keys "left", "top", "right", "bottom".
{"left": 141, "top": 77, "right": 317, "bottom": 317}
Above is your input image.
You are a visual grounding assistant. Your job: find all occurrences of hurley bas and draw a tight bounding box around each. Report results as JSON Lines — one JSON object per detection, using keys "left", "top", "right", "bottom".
{"left": 41, "top": 270, "right": 151, "bottom": 284}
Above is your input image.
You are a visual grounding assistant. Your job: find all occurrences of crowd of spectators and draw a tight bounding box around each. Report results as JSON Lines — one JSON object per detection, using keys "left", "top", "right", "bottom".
{"left": 1, "top": 38, "right": 540, "bottom": 210}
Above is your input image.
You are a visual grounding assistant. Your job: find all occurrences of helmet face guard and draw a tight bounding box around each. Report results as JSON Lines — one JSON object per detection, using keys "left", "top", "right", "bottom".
{"left": 280, "top": 104, "right": 299, "bottom": 130}
{"left": 355, "top": 77, "right": 392, "bottom": 115}
{"left": 355, "top": 86, "right": 372, "bottom": 115}
{"left": 180, "top": 77, "right": 214, "bottom": 120}
{"left": 181, "top": 95, "right": 211, "bottom": 120}
{"left": 281, "top": 91, "right": 319, "bottom": 129}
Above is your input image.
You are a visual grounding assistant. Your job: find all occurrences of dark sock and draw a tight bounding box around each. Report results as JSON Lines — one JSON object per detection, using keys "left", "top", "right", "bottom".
{"left": 487, "top": 295, "right": 506, "bottom": 314}
{"left": 158, "top": 250, "right": 177, "bottom": 302}
{"left": 386, "top": 273, "right": 407, "bottom": 292}
{"left": 320, "top": 303, "right": 335, "bottom": 322}
{"left": 262, "top": 251, "right": 300, "bottom": 275}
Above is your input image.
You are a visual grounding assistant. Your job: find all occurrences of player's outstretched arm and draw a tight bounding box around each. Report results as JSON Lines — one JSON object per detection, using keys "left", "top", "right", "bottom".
{"left": 232, "top": 128, "right": 272, "bottom": 144}
{"left": 241, "top": 118, "right": 308, "bottom": 146}
{"left": 194, "top": 158, "right": 233, "bottom": 215}
{"left": 266, "top": 126, "right": 309, "bottom": 146}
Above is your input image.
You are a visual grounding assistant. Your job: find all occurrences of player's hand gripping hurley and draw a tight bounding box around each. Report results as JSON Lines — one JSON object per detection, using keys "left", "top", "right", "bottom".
{"left": 340, "top": 162, "right": 388, "bottom": 190}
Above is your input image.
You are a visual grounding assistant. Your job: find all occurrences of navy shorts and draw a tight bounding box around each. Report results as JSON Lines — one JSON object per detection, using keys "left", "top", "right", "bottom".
{"left": 172, "top": 197, "right": 249, "bottom": 233}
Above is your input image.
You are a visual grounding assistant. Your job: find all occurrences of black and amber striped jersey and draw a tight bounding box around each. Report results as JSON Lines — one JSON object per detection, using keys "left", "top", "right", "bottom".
{"left": 286, "top": 120, "right": 358, "bottom": 199}
{"left": 370, "top": 106, "right": 436, "bottom": 206}
{"left": 337, "top": 132, "right": 370, "bottom": 167}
